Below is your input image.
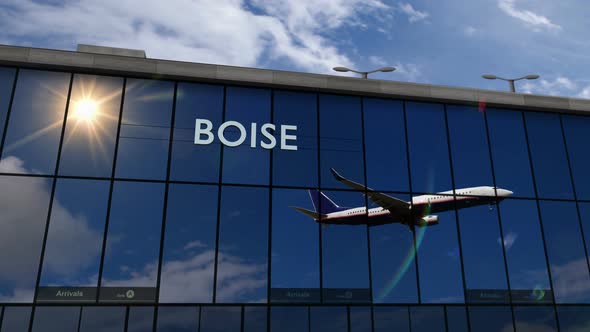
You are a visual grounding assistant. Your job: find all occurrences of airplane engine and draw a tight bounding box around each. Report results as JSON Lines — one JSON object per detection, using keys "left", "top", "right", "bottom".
{"left": 416, "top": 215, "right": 439, "bottom": 226}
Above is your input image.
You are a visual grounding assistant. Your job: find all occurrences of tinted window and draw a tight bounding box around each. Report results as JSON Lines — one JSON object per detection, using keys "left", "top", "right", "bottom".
{"left": 319, "top": 94, "right": 363, "bottom": 190}
{"left": 468, "top": 306, "right": 514, "bottom": 332}
{"left": 349, "top": 307, "right": 372, "bottom": 332}
{"left": 216, "top": 186, "right": 268, "bottom": 303}
{"left": 410, "top": 306, "right": 445, "bottom": 332}
{"left": 156, "top": 306, "right": 198, "bottom": 332}
{"left": 364, "top": 98, "right": 409, "bottom": 192}
{"left": 446, "top": 306, "right": 468, "bottom": 332}
{"left": 128, "top": 306, "right": 154, "bottom": 332}
{"left": 115, "top": 79, "right": 173, "bottom": 180}
{"left": 170, "top": 83, "right": 223, "bottom": 182}
{"left": 59, "top": 74, "right": 122, "bottom": 177}
{"left": 1, "top": 307, "right": 30, "bottom": 332}
{"left": 31, "top": 306, "right": 79, "bottom": 332}
{"left": 557, "top": 306, "right": 590, "bottom": 332}
{"left": 79, "top": 306, "right": 125, "bottom": 332}
{"left": 310, "top": 307, "right": 347, "bottom": 332}
{"left": 0, "top": 67, "right": 16, "bottom": 146}
{"left": 273, "top": 91, "right": 318, "bottom": 187}
{"left": 513, "top": 306, "right": 557, "bottom": 332}
{"left": 373, "top": 307, "right": 409, "bottom": 332}
{"left": 160, "top": 184, "right": 217, "bottom": 303}
{"left": 525, "top": 112, "right": 573, "bottom": 199}
{"left": 0, "top": 176, "right": 51, "bottom": 302}
{"left": 0, "top": 70, "right": 69, "bottom": 175}
{"left": 222, "top": 87, "right": 270, "bottom": 185}
{"left": 200, "top": 307, "right": 241, "bottom": 332}
{"left": 100, "top": 182, "right": 164, "bottom": 303}
{"left": 270, "top": 307, "right": 308, "bottom": 332}
{"left": 562, "top": 114, "right": 590, "bottom": 200}
{"left": 244, "top": 306, "right": 267, "bottom": 332}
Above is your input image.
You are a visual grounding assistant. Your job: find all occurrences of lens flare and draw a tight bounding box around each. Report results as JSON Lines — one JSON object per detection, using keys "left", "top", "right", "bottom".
{"left": 74, "top": 99, "right": 98, "bottom": 122}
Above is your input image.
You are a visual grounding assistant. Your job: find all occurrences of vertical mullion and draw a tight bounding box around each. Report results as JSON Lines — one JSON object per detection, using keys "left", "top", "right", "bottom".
{"left": 359, "top": 97, "right": 373, "bottom": 305}
{"left": 267, "top": 90, "right": 274, "bottom": 308}
{"left": 0, "top": 68, "right": 19, "bottom": 158}
{"left": 124, "top": 306, "right": 130, "bottom": 332}
{"left": 0, "top": 306, "right": 4, "bottom": 330}
{"left": 76, "top": 306, "right": 83, "bottom": 332}
{"left": 346, "top": 305, "right": 351, "bottom": 332}
{"left": 316, "top": 94, "right": 323, "bottom": 304}
{"left": 443, "top": 306, "right": 449, "bottom": 332}
{"left": 407, "top": 306, "right": 412, "bottom": 332}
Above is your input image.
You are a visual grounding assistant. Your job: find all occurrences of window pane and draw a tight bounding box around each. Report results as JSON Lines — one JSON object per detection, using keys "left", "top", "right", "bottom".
{"left": 0, "top": 70, "right": 69, "bottom": 175}
{"left": 273, "top": 90, "right": 317, "bottom": 187}
{"left": 216, "top": 186, "right": 268, "bottom": 303}
{"left": 406, "top": 102, "right": 452, "bottom": 194}
{"left": 0, "top": 67, "right": 16, "bottom": 145}
{"left": 579, "top": 202, "right": 590, "bottom": 275}
{"left": 222, "top": 87, "right": 270, "bottom": 185}
{"left": 79, "top": 306, "right": 125, "bottom": 332}
{"left": 1, "top": 307, "right": 31, "bottom": 332}
{"left": 364, "top": 98, "right": 408, "bottom": 192}
{"left": 128, "top": 306, "right": 154, "bottom": 332}
{"left": 31, "top": 306, "right": 79, "bottom": 332}
{"left": 310, "top": 307, "right": 347, "bottom": 332}
{"left": 200, "top": 307, "right": 241, "bottom": 332}
{"left": 370, "top": 194, "right": 418, "bottom": 303}
{"left": 115, "top": 79, "right": 173, "bottom": 180}
{"left": 319, "top": 94, "right": 363, "bottom": 190}
{"left": 540, "top": 201, "right": 590, "bottom": 303}
{"left": 244, "top": 306, "right": 266, "bottom": 332}
{"left": 410, "top": 306, "right": 445, "bottom": 332}
{"left": 557, "top": 306, "right": 590, "bottom": 332}
{"left": 373, "top": 307, "right": 409, "bottom": 332}
{"left": 160, "top": 184, "right": 217, "bottom": 303}
{"left": 156, "top": 306, "right": 198, "bottom": 332}
{"left": 59, "top": 74, "right": 122, "bottom": 177}
{"left": 525, "top": 112, "right": 573, "bottom": 199}
{"left": 0, "top": 176, "right": 51, "bottom": 302}
{"left": 38, "top": 179, "right": 109, "bottom": 302}
{"left": 100, "top": 182, "right": 164, "bottom": 303}
{"left": 486, "top": 109, "right": 535, "bottom": 198}
{"left": 468, "top": 306, "right": 514, "bottom": 332}
{"left": 270, "top": 307, "right": 308, "bottom": 332}
{"left": 499, "top": 199, "right": 552, "bottom": 303}
{"left": 446, "top": 306, "right": 468, "bottom": 332}
{"left": 321, "top": 191, "right": 370, "bottom": 303}
{"left": 271, "top": 188, "right": 319, "bottom": 303}
{"left": 349, "top": 307, "right": 371, "bottom": 332}
{"left": 513, "top": 306, "right": 557, "bottom": 332}
{"left": 170, "top": 83, "right": 223, "bottom": 182}
{"left": 562, "top": 114, "right": 590, "bottom": 200}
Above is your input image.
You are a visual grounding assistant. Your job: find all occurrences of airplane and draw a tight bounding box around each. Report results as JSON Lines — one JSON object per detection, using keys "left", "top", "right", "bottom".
{"left": 291, "top": 168, "right": 513, "bottom": 231}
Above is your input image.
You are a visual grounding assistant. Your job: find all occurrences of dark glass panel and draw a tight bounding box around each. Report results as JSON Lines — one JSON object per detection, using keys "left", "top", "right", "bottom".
{"left": 349, "top": 307, "right": 372, "bottom": 332}
{"left": 557, "top": 306, "right": 590, "bottom": 332}
{"left": 373, "top": 307, "right": 409, "bottom": 332}
{"left": 0, "top": 176, "right": 51, "bottom": 302}
{"left": 410, "top": 306, "right": 445, "bottom": 332}
{"left": 513, "top": 306, "right": 557, "bottom": 332}
{"left": 59, "top": 74, "right": 122, "bottom": 177}
{"left": 0, "top": 67, "right": 16, "bottom": 145}
{"left": 200, "top": 307, "right": 241, "bottom": 332}
{"left": 446, "top": 306, "right": 468, "bottom": 332}
{"left": 486, "top": 108, "right": 535, "bottom": 198}
{"left": 128, "top": 306, "right": 154, "bottom": 332}
{"left": 115, "top": 79, "right": 173, "bottom": 180}
{"left": 468, "top": 306, "right": 514, "bottom": 332}
{"left": 310, "top": 307, "right": 347, "bottom": 332}
{"left": 363, "top": 98, "right": 408, "bottom": 192}
{"left": 273, "top": 90, "right": 317, "bottom": 188}
{"left": 160, "top": 184, "right": 217, "bottom": 303}
{"left": 539, "top": 200, "right": 590, "bottom": 303}
{"left": 416, "top": 198, "right": 464, "bottom": 303}
{"left": 562, "top": 114, "right": 590, "bottom": 200}
{"left": 244, "top": 306, "right": 267, "bottom": 332}
{"left": 39, "top": 179, "right": 109, "bottom": 290}
{"left": 31, "top": 306, "right": 79, "bottom": 332}
{"left": 216, "top": 186, "right": 268, "bottom": 303}
{"left": 525, "top": 111, "right": 573, "bottom": 199}
{"left": 319, "top": 94, "right": 364, "bottom": 190}
{"left": 0, "top": 307, "right": 31, "bottom": 332}
{"left": 499, "top": 199, "right": 551, "bottom": 303}
{"left": 406, "top": 102, "right": 452, "bottom": 194}
{"left": 222, "top": 87, "right": 270, "bottom": 185}
{"left": 270, "top": 307, "right": 308, "bottom": 332}
{"left": 170, "top": 83, "right": 223, "bottom": 182}
{"left": 79, "top": 306, "right": 125, "bottom": 332}
{"left": 271, "top": 189, "right": 319, "bottom": 303}
{"left": 100, "top": 182, "right": 164, "bottom": 301}
{"left": 0, "top": 70, "right": 69, "bottom": 175}
{"left": 370, "top": 193, "right": 418, "bottom": 303}
{"left": 579, "top": 202, "right": 590, "bottom": 271}
{"left": 321, "top": 191, "right": 370, "bottom": 303}
{"left": 156, "top": 306, "right": 198, "bottom": 332}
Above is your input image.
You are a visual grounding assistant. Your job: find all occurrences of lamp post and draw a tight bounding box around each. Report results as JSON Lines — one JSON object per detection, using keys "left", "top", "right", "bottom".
{"left": 333, "top": 66, "right": 396, "bottom": 79}
{"left": 481, "top": 74, "right": 540, "bottom": 93}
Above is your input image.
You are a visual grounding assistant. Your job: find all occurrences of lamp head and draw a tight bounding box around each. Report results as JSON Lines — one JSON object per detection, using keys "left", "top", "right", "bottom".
{"left": 525, "top": 74, "right": 540, "bottom": 80}
{"left": 482, "top": 74, "right": 497, "bottom": 80}
{"left": 378, "top": 66, "right": 396, "bottom": 73}
{"left": 332, "top": 67, "right": 351, "bottom": 73}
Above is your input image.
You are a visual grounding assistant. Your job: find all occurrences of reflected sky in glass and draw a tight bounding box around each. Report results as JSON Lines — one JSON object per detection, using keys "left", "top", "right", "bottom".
{"left": 0, "top": 67, "right": 16, "bottom": 147}
{"left": 31, "top": 306, "right": 80, "bottom": 332}
{"left": 562, "top": 114, "right": 590, "bottom": 201}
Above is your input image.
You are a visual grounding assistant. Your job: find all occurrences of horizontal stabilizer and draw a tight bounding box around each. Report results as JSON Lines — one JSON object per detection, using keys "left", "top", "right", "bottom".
{"left": 291, "top": 206, "right": 326, "bottom": 220}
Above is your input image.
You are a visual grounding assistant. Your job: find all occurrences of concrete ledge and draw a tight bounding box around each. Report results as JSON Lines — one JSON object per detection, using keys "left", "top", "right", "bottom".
{"left": 156, "top": 60, "right": 217, "bottom": 78}
{"left": 93, "top": 55, "right": 157, "bottom": 73}
{"left": 217, "top": 66, "right": 273, "bottom": 84}
{"left": 0, "top": 45, "right": 30, "bottom": 62}
{"left": 29, "top": 49, "right": 94, "bottom": 67}
{"left": 77, "top": 44, "right": 146, "bottom": 58}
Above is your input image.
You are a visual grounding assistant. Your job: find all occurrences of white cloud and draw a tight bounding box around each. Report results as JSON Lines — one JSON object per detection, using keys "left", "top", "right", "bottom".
{"left": 521, "top": 76, "right": 577, "bottom": 96}
{"left": 0, "top": 0, "right": 389, "bottom": 74}
{"left": 578, "top": 85, "right": 590, "bottom": 99}
{"left": 397, "top": 3, "right": 429, "bottom": 23}
{"left": 368, "top": 56, "right": 423, "bottom": 82}
{"left": 498, "top": 231, "right": 518, "bottom": 251}
{"left": 183, "top": 240, "right": 207, "bottom": 250}
{"left": 464, "top": 26, "right": 478, "bottom": 36}
{"left": 498, "top": 0, "right": 561, "bottom": 32}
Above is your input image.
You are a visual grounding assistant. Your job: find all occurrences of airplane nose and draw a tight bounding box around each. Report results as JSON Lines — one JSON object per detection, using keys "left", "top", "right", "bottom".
{"left": 498, "top": 189, "right": 513, "bottom": 197}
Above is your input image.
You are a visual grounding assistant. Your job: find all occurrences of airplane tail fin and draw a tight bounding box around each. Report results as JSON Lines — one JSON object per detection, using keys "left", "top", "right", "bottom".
{"left": 308, "top": 189, "right": 348, "bottom": 214}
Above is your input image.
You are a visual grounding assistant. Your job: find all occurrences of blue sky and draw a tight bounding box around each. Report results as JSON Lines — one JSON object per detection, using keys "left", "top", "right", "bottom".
{"left": 0, "top": 0, "right": 589, "bottom": 97}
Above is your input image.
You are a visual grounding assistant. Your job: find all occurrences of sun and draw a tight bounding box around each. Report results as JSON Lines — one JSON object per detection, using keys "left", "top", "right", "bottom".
{"left": 73, "top": 99, "right": 98, "bottom": 122}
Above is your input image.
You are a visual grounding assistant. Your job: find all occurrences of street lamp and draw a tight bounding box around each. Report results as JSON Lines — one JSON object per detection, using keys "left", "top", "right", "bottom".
{"left": 481, "top": 74, "right": 540, "bottom": 93}
{"left": 333, "top": 66, "right": 396, "bottom": 79}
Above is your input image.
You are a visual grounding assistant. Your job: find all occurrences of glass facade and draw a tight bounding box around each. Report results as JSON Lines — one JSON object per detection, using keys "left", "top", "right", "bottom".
{"left": 0, "top": 65, "right": 589, "bottom": 331}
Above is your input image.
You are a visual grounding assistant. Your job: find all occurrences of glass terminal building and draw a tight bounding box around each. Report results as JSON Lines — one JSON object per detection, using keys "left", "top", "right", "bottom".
{"left": 0, "top": 44, "right": 590, "bottom": 331}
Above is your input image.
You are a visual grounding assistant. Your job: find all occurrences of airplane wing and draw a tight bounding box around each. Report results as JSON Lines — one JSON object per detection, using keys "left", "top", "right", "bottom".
{"left": 330, "top": 168, "right": 411, "bottom": 217}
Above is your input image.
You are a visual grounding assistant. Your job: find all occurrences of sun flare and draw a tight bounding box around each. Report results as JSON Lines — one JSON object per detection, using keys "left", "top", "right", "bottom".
{"left": 74, "top": 99, "right": 98, "bottom": 122}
